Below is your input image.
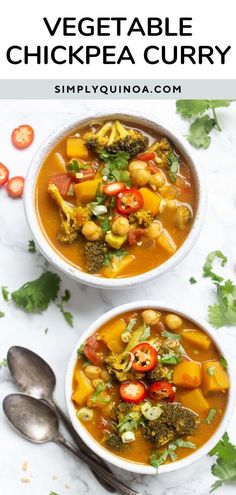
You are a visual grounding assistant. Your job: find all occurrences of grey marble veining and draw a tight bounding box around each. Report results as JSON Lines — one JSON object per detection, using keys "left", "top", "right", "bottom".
{"left": 0, "top": 100, "right": 236, "bottom": 495}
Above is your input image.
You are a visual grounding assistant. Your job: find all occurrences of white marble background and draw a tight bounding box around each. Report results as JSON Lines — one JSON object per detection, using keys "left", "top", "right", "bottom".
{"left": 0, "top": 100, "right": 236, "bottom": 495}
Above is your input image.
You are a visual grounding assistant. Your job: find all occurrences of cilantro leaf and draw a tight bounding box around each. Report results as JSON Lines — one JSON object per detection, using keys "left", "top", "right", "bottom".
{"left": 104, "top": 249, "right": 128, "bottom": 267}
{"left": 77, "top": 344, "right": 85, "bottom": 358}
{"left": 159, "top": 353, "right": 182, "bottom": 365}
{"left": 208, "top": 280, "right": 236, "bottom": 328}
{"left": 205, "top": 408, "right": 217, "bottom": 425}
{"left": 209, "top": 433, "right": 236, "bottom": 492}
{"left": 167, "top": 151, "right": 179, "bottom": 182}
{"left": 28, "top": 240, "right": 36, "bottom": 253}
{"left": 187, "top": 115, "right": 215, "bottom": 149}
{"left": 0, "top": 311, "right": 5, "bottom": 317}
{"left": 203, "top": 250, "right": 227, "bottom": 282}
{"left": 100, "top": 150, "right": 130, "bottom": 184}
{"left": 0, "top": 358, "right": 8, "bottom": 368}
{"left": 176, "top": 100, "right": 210, "bottom": 118}
{"left": 1, "top": 286, "right": 10, "bottom": 302}
{"left": 161, "top": 330, "right": 181, "bottom": 341}
{"left": 67, "top": 159, "right": 88, "bottom": 172}
{"left": 57, "top": 289, "right": 74, "bottom": 327}
{"left": 139, "top": 324, "right": 151, "bottom": 342}
{"left": 220, "top": 356, "right": 228, "bottom": 369}
{"left": 189, "top": 277, "right": 197, "bottom": 285}
{"left": 150, "top": 438, "right": 196, "bottom": 470}
{"left": 11, "top": 272, "right": 61, "bottom": 313}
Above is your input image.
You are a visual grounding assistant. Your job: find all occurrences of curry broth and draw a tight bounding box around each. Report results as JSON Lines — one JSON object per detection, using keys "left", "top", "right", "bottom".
{"left": 35, "top": 120, "right": 198, "bottom": 278}
{"left": 72, "top": 310, "right": 229, "bottom": 466}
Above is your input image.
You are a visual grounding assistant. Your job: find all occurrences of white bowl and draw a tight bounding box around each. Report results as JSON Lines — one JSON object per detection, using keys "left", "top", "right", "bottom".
{"left": 65, "top": 301, "right": 235, "bottom": 475}
{"left": 24, "top": 110, "right": 206, "bottom": 289}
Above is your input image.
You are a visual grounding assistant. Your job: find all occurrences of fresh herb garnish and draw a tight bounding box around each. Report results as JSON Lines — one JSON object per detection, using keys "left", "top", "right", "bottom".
{"left": 28, "top": 240, "right": 36, "bottom": 253}
{"left": 57, "top": 289, "right": 73, "bottom": 327}
{"left": 118, "top": 410, "right": 141, "bottom": 434}
{"left": 139, "top": 324, "right": 151, "bottom": 342}
{"left": 91, "top": 382, "right": 105, "bottom": 403}
{"left": 209, "top": 432, "right": 236, "bottom": 491}
{"left": 167, "top": 151, "right": 179, "bottom": 182}
{"left": 126, "top": 318, "right": 137, "bottom": 333}
{"left": 207, "top": 366, "right": 216, "bottom": 376}
{"left": 11, "top": 272, "right": 61, "bottom": 313}
{"left": 44, "top": 328, "right": 48, "bottom": 334}
{"left": 176, "top": 100, "right": 234, "bottom": 149}
{"left": 1, "top": 286, "right": 10, "bottom": 302}
{"left": 220, "top": 356, "right": 228, "bottom": 369}
{"left": 0, "top": 358, "right": 8, "bottom": 368}
{"left": 67, "top": 159, "right": 89, "bottom": 172}
{"left": 205, "top": 408, "right": 217, "bottom": 425}
{"left": 189, "top": 277, "right": 197, "bottom": 285}
{"left": 203, "top": 251, "right": 227, "bottom": 283}
{"left": 104, "top": 249, "right": 128, "bottom": 267}
{"left": 100, "top": 150, "right": 131, "bottom": 185}
{"left": 161, "top": 330, "right": 181, "bottom": 341}
{"left": 0, "top": 311, "right": 5, "bottom": 317}
{"left": 77, "top": 344, "right": 85, "bottom": 358}
{"left": 150, "top": 438, "right": 196, "bottom": 469}
{"left": 159, "top": 352, "right": 182, "bottom": 365}
{"left": 100, "top": 217, "right": 111, "bottom": 232}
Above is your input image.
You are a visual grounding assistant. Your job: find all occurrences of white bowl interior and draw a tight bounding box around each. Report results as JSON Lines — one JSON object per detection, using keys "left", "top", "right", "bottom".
{"left": 24, "top": 110, "right": 206, "bottom": 289}
{"left": 65, "top": 300, "right": 235, "bottom": 475}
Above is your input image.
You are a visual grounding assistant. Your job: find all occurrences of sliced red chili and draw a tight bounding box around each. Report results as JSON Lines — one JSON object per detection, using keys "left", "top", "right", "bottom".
{"left": 128, "top": 228, "right": 145, "bottom": 246}
{"left": 131, "top": 343, "right": 157, "bottom": 372}
{"left": 116, "top": 188, "right": 143, "bottom": 215}
{"left": 11, "top": 124, "right": 34, "bottom": 149}
{"left": 49, "top": 174, "right": 73, "bottom": 196}
{"left": 84, "top": 334, "right": 103, "bottom": 366}
{"left": 137, "top": 152, "right": 156, "bottom": 162}
{"left": 103, "top": 182, "right": 125, "bottom": 196}
{"left": 148, "top": 381, "right": 175, "bottom": 402}
{"left": 0, "top": 163, "right": 9, "bottom": 187}
{"left": 120, "top": 381, "right": 146, "bottom": 404}
{"left": 6, "top": 176, "right": 24, "bottom": 198}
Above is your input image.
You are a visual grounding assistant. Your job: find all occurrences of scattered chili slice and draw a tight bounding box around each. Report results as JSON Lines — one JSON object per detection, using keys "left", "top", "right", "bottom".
{"left": 49, "top": 174, "right": 74, "bottom": 196}
{"left": 0, "top": 163, "right": 9, "bottom": 187}
{"left": 6, "top": 176, "right": 24, "bottom": 198}
{"left": 137, "top": 152, "right": 156, "bottom": 162}
{"left": 84, "top": 334, "right": 103, "bottom": 366}
{"left": 103, "top": 182, "right": 125, "bottom": 196}
{"left": 120, "top": 381, "right": 146, "bottom": 404}
{"left": 11, "top": 125, "right": 34, "bottom": 149}
{"left": 128, "top": 228, "right": 145, "bottom": 246}
{"left": 116, "top": 188, "right": 143, "bottom": 215}
{"left": 148, "top": 381, "right": 176, "bottom": 402}
{"left": 131, "top": 343, "right": 157, "bottom": 372}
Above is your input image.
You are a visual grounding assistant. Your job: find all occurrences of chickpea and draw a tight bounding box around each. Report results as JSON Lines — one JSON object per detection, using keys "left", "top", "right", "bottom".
{"left": 142, "top": 309, "right": 161, "bottom": 326}
{"left": 165, "top": 313, "right": 183, "bottom": 330}
{"left": 132, "top": 168, "right": 151, "bottom": 187}
{"left": 112, "top": 216, "right": 130, "bottom": 236}
{"left": 129, "top": 160, "right": 147, "bottom": 173}
{"left": 84, "top": 365, "right": 101, "bottom": 380}
{"left": 166, "top": 200, "right": 178, "bottom": 211}
{"left": 149, "top": 172, "right": 165, "bottom": 189}
{"left": 146, "top": 221, "right": 162, "bottom": 240}
{"left": 82, "top": 221, "right": 102, "bottom": 241}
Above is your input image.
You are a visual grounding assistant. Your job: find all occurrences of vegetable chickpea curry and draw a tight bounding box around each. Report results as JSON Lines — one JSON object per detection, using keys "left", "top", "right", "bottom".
{"left": 72, "top": 309, "right": 229, "bottom": 468}
{"left": 36, "top": 119, "right": 197, "bottom": 278}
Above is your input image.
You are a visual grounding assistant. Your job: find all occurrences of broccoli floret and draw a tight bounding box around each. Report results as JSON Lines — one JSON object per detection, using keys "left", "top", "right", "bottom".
{"left": 105, "top": 353, "right": 143, "bottom": 383}
{"left": 129, "top": 209, "right": 154, "bottom": 228}
{"left": 84, "top": 241, "right": 108, "bottom": 273}
{"left": 141, "top": 403, "right": 200, "bottom": 448}
{"left": 85, "top": 120, "right": 148, "bottom": 158}
{"left": 48, "top": 183, "right": 79, "bottom": 243}
{"left": 146, "top": 364, "right": 172, "bottom": 384}
{"left": 105, "top": 433, "right": 125, "bottom": 452}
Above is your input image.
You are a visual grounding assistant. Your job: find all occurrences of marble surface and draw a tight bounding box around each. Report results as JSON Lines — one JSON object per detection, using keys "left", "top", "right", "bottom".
{"left": 0, "top": 100, "right": 236, "bottom": 495}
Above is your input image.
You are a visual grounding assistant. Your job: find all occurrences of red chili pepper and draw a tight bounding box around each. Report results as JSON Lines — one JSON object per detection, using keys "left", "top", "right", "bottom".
{"left": 11, "top": 124, "right": 34, "bottom": 149}
{"left": 128, "top": 228, "right": 145, "bottom": 246}
{"left": 116, "top": 188, "right": 143, "bottom": 215}
{"left": 131, "top": 343, "right": 157, "bottom": 372}
{"left": 84, "top": 334, "right": 103, "bottom": 366}
{"left": 0, "top": 163, "right": 9, "bottom": 187}
{"left": 6, "top": 176, "right": 24, "bottom": 198}
{"left": 49, "top": 174, "right": 74, "bottom": 196}
{"left": 147, "top": 161, "right": 159, "bottom": 174}
{"left": 148, "top": 381, "right": 175, "bottom": 402}
{"left": 103, "top": 182, "right": 125, "bottom": 196}
{"left": 137, "top": 152, "right": 156, "bottom": 162}
{"left": 120, "top": 381, "right": 146, "bottom": 404}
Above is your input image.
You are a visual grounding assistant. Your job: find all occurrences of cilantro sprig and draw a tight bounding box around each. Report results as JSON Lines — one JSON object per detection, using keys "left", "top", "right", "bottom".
{"left": 11, "top": 272, "right": 61, "bottom": 313}
{"left": 209, "top": 433, "right": 236, "bottom": 491}
{"left": 100, "top": 150, "right": 131, "bottom": 184}
{"left": 176, "top": 100, "right": 234, "bottom": 149}
{"left": 167, "top": 151, "right": 179, "bottom": 182}
{"left": 57, "top": 289, "right": 74, "bottom": 327}
{"left": 150, "top": 438, "right": 196, "bottom": 469}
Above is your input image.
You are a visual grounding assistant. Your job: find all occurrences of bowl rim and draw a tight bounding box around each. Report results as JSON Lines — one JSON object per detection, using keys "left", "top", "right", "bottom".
{"left": 24, "top": 109, "right": 206, "bottom": 289}
{"left": 65, "top": 300, "right": 235, "bottom": 475}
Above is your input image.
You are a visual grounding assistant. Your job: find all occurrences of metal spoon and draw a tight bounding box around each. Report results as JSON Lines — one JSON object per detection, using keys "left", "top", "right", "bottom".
{"left": 3, "top": 394, "right": 141, "bottom": 495}
{"left": 7, "top": 345, "right": 114, "bottom": 492}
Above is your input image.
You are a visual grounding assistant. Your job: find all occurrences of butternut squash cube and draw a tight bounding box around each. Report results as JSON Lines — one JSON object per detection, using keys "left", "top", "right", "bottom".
{"left": 173, "top": 360, "right": 202, "bottom": 389}
{"left": 157, "top": 229, "right": 176, "bottom": 254}
{"left": 139, "top": 187, "right": 163, "bottom": 215}
{"left": 67, "top": 137, "right": 89, "bottom": 160}
{"left": 72, "top": 370, "right": 94, "bottom": 406}
{"left": 74, "top": 179, "right": 101, "bottom": 204}
{"left": 101, "top": 255, "right": 135, "bottom": 278}
{"left": 100, "top": 319, "right": 126, "bottom": 352}
{"left": 202, "top": 361, "right": 230, "bottom": 395}
{"left": 105, "top": 232, "right": 127, "bottom": 249}
{"left": 178, "top": 388, "right": 210, "bottom": 415}
{"left": 181, "top": 329, "right": 212, "bottom": 350}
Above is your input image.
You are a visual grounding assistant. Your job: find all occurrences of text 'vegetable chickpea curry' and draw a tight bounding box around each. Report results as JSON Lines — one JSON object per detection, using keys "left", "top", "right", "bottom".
{"left": 36, "top": 119, "right": 197, "bottom": 278}
{"left": 72, "top": 309, "right": 229, "bottom": 468}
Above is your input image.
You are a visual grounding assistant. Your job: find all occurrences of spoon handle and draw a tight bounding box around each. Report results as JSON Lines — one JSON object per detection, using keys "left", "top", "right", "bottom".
{"left": 56, "top": 436, "right": 141, "bottom": 495}
{"left": 48, "top": 397, "right": 115, "bottom": 493}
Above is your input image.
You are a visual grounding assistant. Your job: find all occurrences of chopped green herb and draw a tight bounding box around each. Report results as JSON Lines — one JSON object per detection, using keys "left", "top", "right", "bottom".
{"left": 49, "top": 492, "right": 59, "bottom": 495}
{"left": 220, "top": 356, "right": 228, "bottom": 369}
{"left": 82, "top": 359, "right": 92, "bottom": 368}
{"left": 91, "top": 382, "right": 105, "bottom": 403}
{"left": 187, "top": 115, "right": 216, "bottom": 149}
{"left": 11, "top": 272, "right": 60, "bottom": 313}
{"left": 67, "top": 159, "right": 89, "bottom": 172}
{"left": 203, "top": 251, "right": 227, "bottom": 283}
{"left": 205, "top": 408, "right": 217, "bottom": 425}
{"left": 0, "top": 358, "right": 8, "bottom": 368}
{"left": 207, "top": 366, "right": 216, "bottom": 376}
{"left": 104, "top": 249, "right": 128, "bottom": 267}
{"left": 174, "top": 439, "right": 196, "bottom": 449}
{"left": 0, "top": 311, "right": 5, "bottom": 318}
{"left": 100, "top": 217, "right": 111, "bottom": 232}
{"left": 159, "top": 353, "right": 182, "bottom": 365}
{"left": 161, "top": 330, "right": 181, "bottom": 341}
{"left": 139, "top": 324, "right": 151, "bottom": 342}
{"left": 1, "top": 286, "right": 10, "bottom": 302}
{"left": 44, "top": 328, "right": 48, "bottom": 334}
{"left": 126, "top": 318, "right": 137, "bottom": 333}
{"left": 118, "top": 410, "right": 141, "bottom": 434}
{"left": 150, "top": 438, "right": 196, "bottom": 469}
{"left": 28, "top": 240, "right": 36, "bottom": 253}
{"left": 77, "top": 344, "right": 85, "bottom": 358}
{"left": 100, "top": 150, "right": 131, "bottom": 185}
{"left": 167, "top": 151, "right": 179, "bottom": 182}
{"left": 189, "top": 277, "right": 197, "bottom": 285}
{"left": 57, "top": 289, "right": 73, "bottom": 327}
{"left": 209, "top": 432, "right": 236, "bottom": 491}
